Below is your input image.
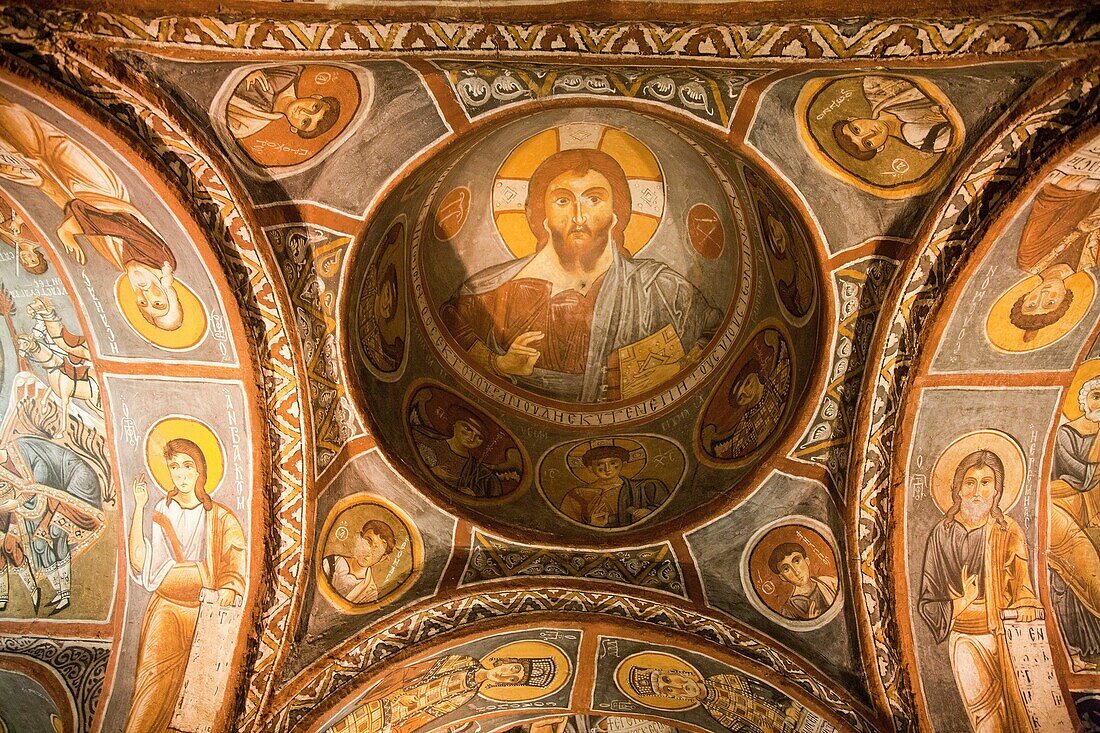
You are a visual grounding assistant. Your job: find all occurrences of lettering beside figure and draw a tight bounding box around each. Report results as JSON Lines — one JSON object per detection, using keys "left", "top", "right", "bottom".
{"left": 918, "top": 441, "right": 1039, "bottom": 733}
{"left": 832, "top": 75, "right": 955, "bottom": 159}
{"left": 124, "top": 435, "right": 246, "bottom": 732}
{"left": 0, "top": 93, "right": 207, "bottom": 349}
{"left": 321, "top": 519, "right": 395, "bottom": 605}
{"left": 440, "top": 148, "right": 720, "bottom": 404}
{"left": 226, "top": 66, "right": 340, "bottom": 142}
{"left": 768, "top": 541, "right": 839, "bottom": 621}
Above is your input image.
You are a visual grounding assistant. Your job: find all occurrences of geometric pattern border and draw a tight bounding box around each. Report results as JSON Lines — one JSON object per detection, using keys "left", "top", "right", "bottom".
{"left": 274, "top": 588, "right": 879, "bottom": 733}
{"left": 0, "top": 9, "right": 1095, "bottom": 59}
{"left": 853, "top": 65, "right": 1100, "bottom": 729}
{"left": 0, "top": 635, "right": 112, "bottom": 733}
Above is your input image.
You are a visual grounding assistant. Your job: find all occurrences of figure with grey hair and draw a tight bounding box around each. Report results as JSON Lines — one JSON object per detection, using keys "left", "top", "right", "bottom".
{"left": 1048, "top": 371, "right": 1100, "bottom": 668}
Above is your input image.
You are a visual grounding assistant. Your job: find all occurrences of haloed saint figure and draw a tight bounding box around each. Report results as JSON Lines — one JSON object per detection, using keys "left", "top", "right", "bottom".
{"left": 125, "top": 436, "right": 246, "bottom": 732}
{"left": 441, "top": 148, "right": 721, "bottom": 403}
{"left": 918, "top": 447, "right": 1039, "bottom": 733}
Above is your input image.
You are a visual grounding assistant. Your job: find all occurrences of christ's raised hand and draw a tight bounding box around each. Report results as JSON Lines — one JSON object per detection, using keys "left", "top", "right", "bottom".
{"left": 494, "top": 331, "right": 543, "bottom": 376}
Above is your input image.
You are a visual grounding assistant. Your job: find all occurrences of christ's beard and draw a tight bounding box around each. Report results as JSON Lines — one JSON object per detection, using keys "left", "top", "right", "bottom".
{"left": 550, "top": 229, "right": 610, "bottom": 271}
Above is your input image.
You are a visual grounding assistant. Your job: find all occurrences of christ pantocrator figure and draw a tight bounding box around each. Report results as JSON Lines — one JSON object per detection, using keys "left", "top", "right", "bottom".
{"left": 440, "top": 148, "right": 721, "bottom": 404}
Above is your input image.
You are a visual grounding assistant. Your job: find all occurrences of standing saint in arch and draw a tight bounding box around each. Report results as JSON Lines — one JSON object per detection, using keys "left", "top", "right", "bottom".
{"left": 124, "top": 437, "right": 246, "bottom": 732}
{"left": 917, "top": 448, "right": 1039, "bottom": 733}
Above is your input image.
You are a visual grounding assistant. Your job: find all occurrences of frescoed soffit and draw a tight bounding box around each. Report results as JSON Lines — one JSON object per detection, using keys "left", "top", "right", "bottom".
{"left": 0, "top": 2, "right": 1095, "bottom": 733}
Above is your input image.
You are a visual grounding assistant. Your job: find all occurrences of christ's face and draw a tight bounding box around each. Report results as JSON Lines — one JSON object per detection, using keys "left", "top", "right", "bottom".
{"left": 1022, "top": 278, "right": 1068, "bottom": 316}
{"left": 485, "top": 662, "right": 525, "bottom": 684}
{"left": 352, "top": 530, "right": 388, "bottom": 567}
{"left": 544, "top": 169, "right": 615, "bottom": 262}
{"left": 167, "top": 451, "right": 199, "bottom": 496}
{"left": 843, "top": 119, "right": 888, "bottom": 153}
{"left": 286, "top": 96, "right": 329, "bottom": 133}
{"left": 453, "top": 420, "right": 484, "bottom": 450}
{"left": 1084, "top": 386, "right": 1100, "bottom": 422}
{"left": 590, "top": 456, "right": 623, "bottom": 480}
{"left": 776, "top": 551, "right": 810, "bottom": 588}
{"left": 958, "top": 465, "right": 998, "bottom": 523}
{"left": 654, "top": 671, "right": 702, "bottom": 699}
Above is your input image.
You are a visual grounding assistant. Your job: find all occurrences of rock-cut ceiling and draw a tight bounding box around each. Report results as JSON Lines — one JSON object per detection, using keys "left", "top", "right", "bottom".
{"left": 0, "top": 3, "right": 1095, "bottom": 733}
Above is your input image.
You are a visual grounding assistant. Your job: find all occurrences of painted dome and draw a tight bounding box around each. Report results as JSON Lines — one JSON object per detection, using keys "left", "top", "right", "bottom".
{"left": 344, "top": 107, "right": 824, "bottom": 544}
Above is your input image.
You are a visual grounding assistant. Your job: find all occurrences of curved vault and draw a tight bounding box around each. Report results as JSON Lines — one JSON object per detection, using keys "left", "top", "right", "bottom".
{"left": 343, "top": 106, "right": 825, "bottom": 546}
{"left": 0, "top": 59, "right": 267, "bottom": 733}
{"left": 0, "top": 5, "right": 1097, "bottom": 733}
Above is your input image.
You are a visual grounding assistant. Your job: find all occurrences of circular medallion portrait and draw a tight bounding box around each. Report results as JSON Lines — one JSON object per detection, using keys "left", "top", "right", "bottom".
{"left": 216, "top": 63, "right": 370, "bottom": 176}
{"left": 614, "top": 651, "right": 705, "bottom": 712}
{"left": 411, "top": 114, "right": 751, "bottom": 422}
{"left": 537, "top": 435, "right": 685, "bottom": 531}
{"left": 353, "top": 216, "right": 408, "bottom": 380}
{"left": 741, "top": 517, "right": 842, "bottom": 630}
{"left": 316, "top": 494, "right": 422, "bottom": 613}
{"left": 404, "top": 380, "right": 530, "bottom": 502}
{"left": 697, "top": 323, "right": 793, "bottom": 467}
{"left": 796, "top": 73, "right": 964, "bottom": 198}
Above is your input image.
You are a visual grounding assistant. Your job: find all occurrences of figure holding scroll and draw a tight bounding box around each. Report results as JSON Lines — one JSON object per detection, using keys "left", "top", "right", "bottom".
{"left": 124, "top": 430, "right": 245, "bottom": 733}
{"left": 917, "top": 435, "right": 1040, "bottom": 733}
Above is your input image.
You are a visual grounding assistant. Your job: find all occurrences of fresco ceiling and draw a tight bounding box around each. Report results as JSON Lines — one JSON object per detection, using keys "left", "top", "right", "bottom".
{"left": 0, "top": 1, "right": 1096, "bottom": 732}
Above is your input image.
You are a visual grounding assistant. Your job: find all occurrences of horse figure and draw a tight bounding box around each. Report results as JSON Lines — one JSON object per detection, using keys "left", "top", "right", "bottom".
{"left": 16, "top": 332, "right": 101, "bottom": 438}
{"left": 27, "top": 297, "right": 91, "bottom": 362}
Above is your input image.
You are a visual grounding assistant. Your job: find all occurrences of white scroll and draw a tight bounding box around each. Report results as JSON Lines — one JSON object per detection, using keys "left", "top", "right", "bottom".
{"left": 1002, "top": 609, "right": 1074, "bottom": 732}
{"left": 169, "top": 588, "right": 244, "bottom": 733}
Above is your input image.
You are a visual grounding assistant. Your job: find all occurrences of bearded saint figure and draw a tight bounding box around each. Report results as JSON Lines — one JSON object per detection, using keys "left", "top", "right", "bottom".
{"left": 439, "top": 148, "right": 721, "bottom": 404}
{"left": 918, "top": 449, "right": 1040, "bottom": 732}
{"left": 1007, "top": 183, "right": 1100, "bottom": 343}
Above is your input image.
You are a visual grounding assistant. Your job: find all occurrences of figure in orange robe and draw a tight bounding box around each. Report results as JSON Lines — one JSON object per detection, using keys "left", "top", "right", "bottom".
{"left": 124, "top": 438, "right": 246, "bottom": 733}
